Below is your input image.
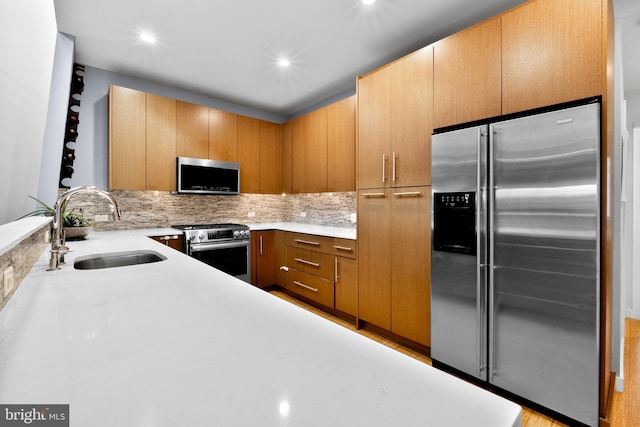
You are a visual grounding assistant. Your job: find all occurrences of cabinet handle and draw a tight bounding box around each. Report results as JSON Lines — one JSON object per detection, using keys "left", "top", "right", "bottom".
{"left": 259, "top": 235, "right": 263, "bottom": 255}
{"left": 393, "top": 191, "right": 422, "bottom": 197}
{"left": 293, "top": 281, "right": 318, "bottom": 293}
{"left": 294, "top": 258, "right": 320, "bottom": 267}
{"left": 280, "top": 266, "right": 289, "bottom": 271}
{"left": 294, "top": 239, "right": 320, "bottom": 246}
{"left": 335, "top": 257, "right": 339, "bottom": 281}
{"left": 333, "top": 245, "right": 353, "bottom": 252}
{"left": 392, "top": 151, "right": 397, "bottom": 182}
{"left": 362, "top": 192, "right": 385, "bottom": 198}
{"left": 382, "top": 153, "right": 387, "bottom": 183}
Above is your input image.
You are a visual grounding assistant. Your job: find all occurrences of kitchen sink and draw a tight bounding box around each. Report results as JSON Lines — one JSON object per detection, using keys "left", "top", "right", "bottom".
{"left": 73, "top": 250, "right": 167, "bottom": 270}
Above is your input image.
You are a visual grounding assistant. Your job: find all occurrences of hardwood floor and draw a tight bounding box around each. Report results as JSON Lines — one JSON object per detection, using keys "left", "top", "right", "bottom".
{"left": 609, "top": 318, "right": 640, "bottom": 427}
{"left": 269, "top": 290, "right": 640, "bottom": 427}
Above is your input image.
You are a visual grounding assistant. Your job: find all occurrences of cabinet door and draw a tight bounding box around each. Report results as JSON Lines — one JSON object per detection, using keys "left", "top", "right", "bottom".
{"left": 357, "top": 66, "right": 392, "bottom": 190}
{"left": 146, "top": 93, "right": 176, "bottom": 191}
{"left": 390, "top": 46, "right": 433, "bottom": 187}
{"left": 434, "top": 18, "right": 501, "bottom": 128}
{"left": 149, "top": 234, "right": 185, "bottom": 252}
{"left": 109, "top": 85, "right": 146, "bottom": 190}
{"left": 209, "top": 108, "right": 238, "bottom": 162}
{"left": 259, "top": 121, "right": 282, "bottom": 194}
{"left": 281, "top": 121, "right": 293, "bottom": 194}
{"left": 335, "top": 256, "right": 357, "bottom": 316}
{"left": 274, "top": 231, "right": 287, "bottom": 286}
{"left": 237, "top": 116, "right": 260, "bottom": 193}
{"left": 176, "top": 100, "right": 209, "bottom": 159}
{"left": 501, "top": 0, "right": 603, "bottom": 114}
{"left": 327, "top": 96, "right": 356, "bottom": 192}
{"left": 292, "top": 108, "right": 328, "bottom": 193}
{"left": 357, "top": 189, "right": 392, "bottom": 329}
{"left": 252, "top": 231, "right": 276, "bottom": 288}
{"left": 390, "top": 186, "right": 431, "bottom": 347}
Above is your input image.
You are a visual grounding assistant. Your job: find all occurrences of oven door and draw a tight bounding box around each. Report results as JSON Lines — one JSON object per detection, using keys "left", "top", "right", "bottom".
{"left": 189, "top": 240, "right": 251, "bottom": 283}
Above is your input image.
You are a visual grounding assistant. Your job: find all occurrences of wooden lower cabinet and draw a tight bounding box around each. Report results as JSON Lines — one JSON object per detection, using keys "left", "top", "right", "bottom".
{"left": 148, "top": 234, "right": 185, "bottom": 252}
{"left": 357, "top": 186, "right": 431, "bottom": 347}
{"left": 285, "top": 269, "right": 334, "bottom": 308}
{"left": 251, "top": 230, "right": 276, "bottom": 289}
{"left": 275, "top": 232, "right": 357, "bottom": 317}
{"left": 334, "top": 255, "right": 357, "bottom": 317}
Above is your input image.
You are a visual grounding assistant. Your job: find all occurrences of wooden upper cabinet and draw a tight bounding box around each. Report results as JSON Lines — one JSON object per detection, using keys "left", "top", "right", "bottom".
{"left": 358, "top": 47, "right": 433, "bottom": 189}
{"left": 390, "top": 46, "right": 433, "bottom": 188}
{"left": 434, "top": 17, "right": 502, "bottom": 128}
{"left": 358, "top": 65, "right": 391, "bottom": 190}
{"left": 292, "top": 108, "right": 328, "bottom": 193}
{"left": 327, "top": 95, "right": 356, "bottom": 192}
{"left": 237, "top": 115, "right": 260, "bottom": 193}
{"left": 501, "top": 0, "right": 603, "bottom": 114}
{"left": 109, "top": 85, "right": 146, "bottom": 190}
{"left": 209, "top": 108, "right": 238, "bottom": 162}
{"left": 281, "top": 120, "right": 293, "bottom": 194}
{"left": 259, "top": 121, "right": 282, "bottom": 194}
{"left": 146, "top": 93, "right": 176, "bottom": 191}
{"left": 176, "top": 101, "right": 208, "bottom": 159}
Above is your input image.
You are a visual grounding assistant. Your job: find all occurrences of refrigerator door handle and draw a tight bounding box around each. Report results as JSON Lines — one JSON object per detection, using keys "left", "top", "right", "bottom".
{"left": 478, "top": 126, "right": 489, "bottom": 379}
{"left": 487, "top": 125, "right": 496, "bottom": 382}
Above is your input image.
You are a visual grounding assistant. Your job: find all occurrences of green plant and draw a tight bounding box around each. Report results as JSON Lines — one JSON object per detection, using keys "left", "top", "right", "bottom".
{"left": 24, "top": 196, "right": 91, "bottom": 227}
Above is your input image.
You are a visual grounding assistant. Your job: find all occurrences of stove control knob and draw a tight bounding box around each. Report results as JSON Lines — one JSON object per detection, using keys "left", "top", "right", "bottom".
{"left": 198, "top": 231, "right": 206, "bottom": 242}
{"left": 233, "top": 230, "right": 240, "bottom": 238}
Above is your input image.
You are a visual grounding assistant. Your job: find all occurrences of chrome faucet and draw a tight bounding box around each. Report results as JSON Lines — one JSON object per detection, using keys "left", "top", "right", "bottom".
{"left": 48, "top": 186, "right": 121, "bottom": 270}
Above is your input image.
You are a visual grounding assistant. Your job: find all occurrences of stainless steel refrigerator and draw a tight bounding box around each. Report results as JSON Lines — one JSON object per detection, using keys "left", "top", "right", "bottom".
{"left": 430, "top": 102, "right": 600, "bottom": 426}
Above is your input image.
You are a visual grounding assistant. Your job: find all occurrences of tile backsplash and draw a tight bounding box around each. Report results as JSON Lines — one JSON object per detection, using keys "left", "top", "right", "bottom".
{"left": 62, "top": 190, "right": 357, "bottom": 230}
{"left": 0, "top": 221, "right": 50, "bottom": 311}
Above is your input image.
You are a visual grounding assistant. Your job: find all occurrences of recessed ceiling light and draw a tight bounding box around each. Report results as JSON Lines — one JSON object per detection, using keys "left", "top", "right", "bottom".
{"left": 140, "top": 32, "right": 156, "bottom": 44}
{"left": 277, "top": 58, "right": 291, "bottom": 67}
{"left": 362, "top": 0, "right": 375, "bottom": 5}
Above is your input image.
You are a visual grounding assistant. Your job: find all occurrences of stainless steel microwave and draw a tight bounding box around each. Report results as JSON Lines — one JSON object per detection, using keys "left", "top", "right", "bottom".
{"left": 176, "top": 157, "right": 240, "bottom": 195}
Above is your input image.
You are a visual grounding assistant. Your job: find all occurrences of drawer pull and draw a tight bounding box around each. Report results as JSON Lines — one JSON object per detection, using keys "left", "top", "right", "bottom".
{"left": 363, "top": 192, "right": 385, "bottom": 198}
{"left": 393, "top": 191, "right": 422, "bottom": 197}
{"left": 333, "top": 245, "right": 353, "bottom": 252}
{"left": 294, "top": 239, "right": 320, "bottom": 246}
{"left": 294, "top": 258, "right": 320, "bottom": 267}
{"left": 293, "top": 281, "right": 318, "bottom": 293}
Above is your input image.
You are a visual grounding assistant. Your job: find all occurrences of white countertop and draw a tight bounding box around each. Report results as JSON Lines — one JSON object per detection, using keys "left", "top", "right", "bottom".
{"left": 248, "top": 222, "right": 356, "bottom": 239}
{"left": 0, "top": 229, "right": 520, "bottom": 426}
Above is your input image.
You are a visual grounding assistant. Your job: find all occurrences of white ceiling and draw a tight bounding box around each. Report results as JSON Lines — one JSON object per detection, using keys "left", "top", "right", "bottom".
{"left": 54, "top": 0, "right": 639, "bottom": 117}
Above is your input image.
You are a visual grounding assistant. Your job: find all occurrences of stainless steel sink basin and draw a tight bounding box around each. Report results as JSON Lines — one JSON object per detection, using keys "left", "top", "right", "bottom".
{"left": 73, "top": 250, "right": 167, "bottom": 270}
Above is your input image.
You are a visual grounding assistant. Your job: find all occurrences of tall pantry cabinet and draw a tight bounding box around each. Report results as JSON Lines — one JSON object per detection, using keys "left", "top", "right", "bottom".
{"left": 356, "top": 46, "right": 433, "bottom": 347}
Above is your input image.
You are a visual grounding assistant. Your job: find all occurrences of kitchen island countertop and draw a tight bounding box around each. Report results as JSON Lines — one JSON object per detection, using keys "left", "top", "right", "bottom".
{"left": 0, "top": 229, "right": 520, "bottom": 426}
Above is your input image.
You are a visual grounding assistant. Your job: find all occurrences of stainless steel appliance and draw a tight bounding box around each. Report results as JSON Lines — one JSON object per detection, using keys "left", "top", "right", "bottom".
{"left": 176, "top": 157, "right": 240, "bottom": 195}
{"left": 173, "top": 223, "right": 251, "bottom": 283}
{"left": 431, "top": 101, "right": 600, "bottom": 426}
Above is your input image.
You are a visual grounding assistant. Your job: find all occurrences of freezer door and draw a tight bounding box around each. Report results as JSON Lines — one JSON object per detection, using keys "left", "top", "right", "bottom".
{"left": 489, "top": 103, "right": 600, "bottom": 426}
{"left": 431, "top": 126, "right": 488, "bottom": 380}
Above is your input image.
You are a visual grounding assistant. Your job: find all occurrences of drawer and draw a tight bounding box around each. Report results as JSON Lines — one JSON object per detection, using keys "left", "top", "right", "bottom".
{"left": 285, "top": 270, "right": 334, "bottom": 308}
{"left": 332, "top": 238, "right": 356, "bottom": 259}
{"left": 287, "top": 247, "right": 334, "bottom": 281}
{"left": 286, "top": 232, "right": 334, "bottom": 253}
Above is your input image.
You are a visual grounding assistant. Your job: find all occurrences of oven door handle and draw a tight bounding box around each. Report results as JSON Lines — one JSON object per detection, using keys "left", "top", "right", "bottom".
{"left": 189, "top": 240, "right": 250, "bottom": 253}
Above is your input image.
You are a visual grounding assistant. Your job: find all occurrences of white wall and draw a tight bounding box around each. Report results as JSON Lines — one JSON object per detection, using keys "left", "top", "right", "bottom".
{"left": 0, "top": 1, "right": 58, "bottom": 224}
{"left": 37, "top": 32, "right": 75, "bottom": 209}
{"left": 626, "top": 89, "right": 640, "bottom": 132}
{"left": 632, "top": 124, "right": 640, "bottom": 319}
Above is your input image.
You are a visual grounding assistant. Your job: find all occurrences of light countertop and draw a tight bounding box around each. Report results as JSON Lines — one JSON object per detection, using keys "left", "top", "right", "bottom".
{"left": 0, "top": 229, "right": 520, "bottom": 426}
{"left": 247, "top": 222, "right": 356, "bottom": 239}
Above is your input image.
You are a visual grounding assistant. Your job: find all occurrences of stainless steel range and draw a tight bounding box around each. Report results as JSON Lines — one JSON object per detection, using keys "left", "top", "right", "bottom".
{"left": 172, "top": 223, "right": 251, "bottom": 283}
